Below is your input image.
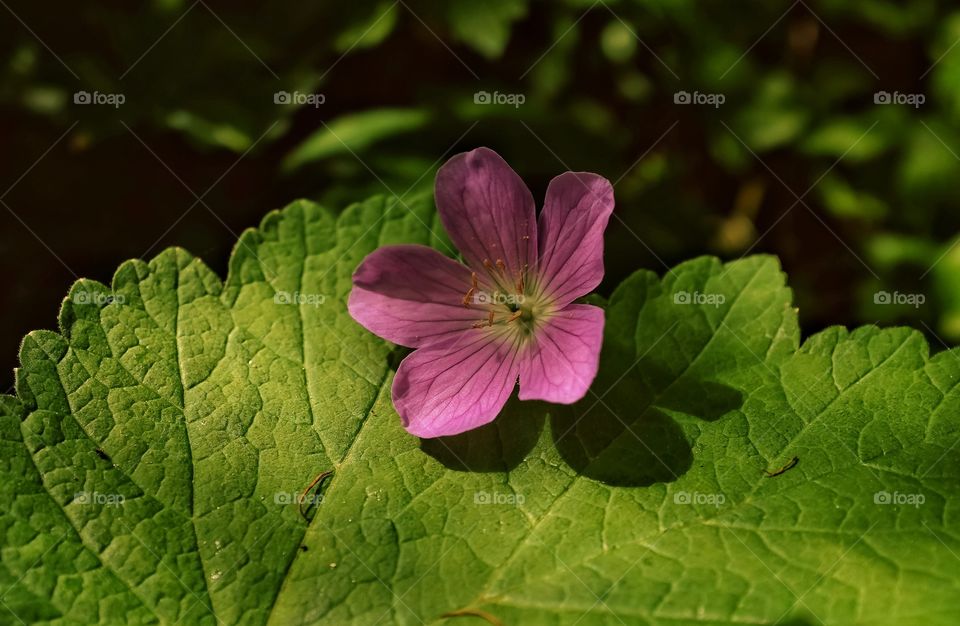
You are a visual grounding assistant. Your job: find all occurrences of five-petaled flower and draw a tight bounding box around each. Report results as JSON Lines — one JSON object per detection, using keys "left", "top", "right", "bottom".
{"left": 348, "top": 148, "right": 614, "bottom": 437}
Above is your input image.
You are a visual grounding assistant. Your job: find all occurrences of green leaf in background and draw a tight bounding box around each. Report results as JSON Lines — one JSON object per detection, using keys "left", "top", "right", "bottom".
{"left": 734, "top": 73, "right": 810, "bottom": 152}
{"left": 818, "top": 0, "right": 936, "bottom": 35}
{"left": 165, "top": 110, "right": 259, "bottom": 153}
{"left": 932, "top": 13, "right": 960, "bottom": 123}
{"left": 865, "top": 233, "right": 940, "bottom": 271}
{"left": 931, "top": 236, "right": 960, "bottom": 342}
{"left": 816, "top": 174, "right": 888, "bottom": 220}
{"left": 897, "top": 121, "right": 960, "bottom": 209}
{"left": 447, "top": 0, "right": 528, "bottom": 59}
{"left": 282, "top": 108, "right": 430, "bottom": 172}
{"left": 799, "top": 116, "right": 894, "bottom": 163}
{"left": 2, "top": 198, "right": 959, "bottom": 625}
{"left": 601, "top": 21, "right": 637, "bottom": 63}
{"left": 333, "top": 1, "right": 399, "bottom": 53}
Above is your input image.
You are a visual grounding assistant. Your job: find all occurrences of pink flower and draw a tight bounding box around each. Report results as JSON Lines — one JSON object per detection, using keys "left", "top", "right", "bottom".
{"left": 348, "top": 148, "right": 614, "bottom": 438}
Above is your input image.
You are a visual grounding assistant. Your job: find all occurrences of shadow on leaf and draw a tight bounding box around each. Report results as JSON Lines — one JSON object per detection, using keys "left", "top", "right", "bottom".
{"left": 420, "top": 393, "right": 546, "bottom": 472}
{"left": 551, "top": 358, "right": 743, "bottom": 486}
{"left": 405, "top": 334, "right": 742, "bottom": 485}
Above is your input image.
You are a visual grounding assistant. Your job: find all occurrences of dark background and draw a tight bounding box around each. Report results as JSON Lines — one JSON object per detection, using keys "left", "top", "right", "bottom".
{"left": 4, "top": 0, "right": 960, "bottom": 392}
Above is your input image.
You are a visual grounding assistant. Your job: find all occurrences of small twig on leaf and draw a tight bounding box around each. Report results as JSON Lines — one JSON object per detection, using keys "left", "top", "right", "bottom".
{"left": 299, "top": 470, "right": 333, "bottom": 520}
{"left": 765, "top": 456, "right": 799, "bottom": 477}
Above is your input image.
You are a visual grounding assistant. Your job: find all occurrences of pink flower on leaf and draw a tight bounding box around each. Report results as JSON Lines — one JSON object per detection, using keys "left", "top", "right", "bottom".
{"left": 348, "top": 147, "right": 614, "bottom": 437}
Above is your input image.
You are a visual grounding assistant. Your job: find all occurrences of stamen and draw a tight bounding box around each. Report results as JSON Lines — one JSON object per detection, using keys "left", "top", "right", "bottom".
{"left": 471, "top": 311, "right": 497, "bottom": 329}
{"left": 462, "top": 273, "right": 482, "bottom": 308}
{"left": 481, "top": 258, "right": 512, "bottom": 295}
{"left": 470, "top": 307, "right": 528, "bottom": 329}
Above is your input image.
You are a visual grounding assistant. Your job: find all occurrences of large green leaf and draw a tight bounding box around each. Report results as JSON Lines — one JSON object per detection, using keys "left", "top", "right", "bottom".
{"left": 2, "top": 197, "right": 959, "bottom": 625}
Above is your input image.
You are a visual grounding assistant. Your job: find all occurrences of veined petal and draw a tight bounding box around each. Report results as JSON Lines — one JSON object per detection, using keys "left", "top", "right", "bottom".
{"left": 393, "top": 330, "right": 522, "bottom": 437}
{"left": 435, "top": 148, "right": 537, "bottom": 281}
{"left": 535, "top": 172, "right": 614, "bottom": 307}
{"left": 348, "top": 244, "right": 480, "bottom": 348}
{"left": 518, "top": 304, "right": 604, "bottom": 404}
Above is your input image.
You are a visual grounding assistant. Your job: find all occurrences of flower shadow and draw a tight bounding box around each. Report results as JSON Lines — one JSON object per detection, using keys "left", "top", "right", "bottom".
{"left": 420, "top": 364, "right": 740, "bottom": 486}
{"left": 419, "top": 394, "right": 546, "bottom": 472}
{"left": 416, "top": 353, "right": 742, "bottom": 485}
{"left": 550, "top": 368, "right": 743, "bottom": 487}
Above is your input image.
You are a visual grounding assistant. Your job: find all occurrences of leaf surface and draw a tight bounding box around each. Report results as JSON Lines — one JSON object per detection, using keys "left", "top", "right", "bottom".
{"left": 2, "top": 197, "right": 959, "bottom": 626}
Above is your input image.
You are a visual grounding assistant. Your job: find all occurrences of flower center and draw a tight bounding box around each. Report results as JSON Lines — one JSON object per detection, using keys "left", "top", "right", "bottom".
{"left": 461, "top": 258, "right": 551, "bottom": 336}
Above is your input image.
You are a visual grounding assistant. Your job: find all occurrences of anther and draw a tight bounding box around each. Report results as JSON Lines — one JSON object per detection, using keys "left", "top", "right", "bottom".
{"left": 462, "top": 287, "right": 475, "bottom": 307}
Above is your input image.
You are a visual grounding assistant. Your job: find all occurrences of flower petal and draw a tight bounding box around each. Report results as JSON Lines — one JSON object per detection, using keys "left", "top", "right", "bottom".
{"left": 393, "top": 331, "right": 521, "bottom": 437}
{"left": 435, "top": 148, "right": 537, "bottom": 278}
{"left": 518, "top": 304, "right": 604, "bottom": 404}
{"left": 348, "top": 244, "right": 481, "bottom": 348}
{"left": 535, "top": 172, "right": 614, "bottom": 306}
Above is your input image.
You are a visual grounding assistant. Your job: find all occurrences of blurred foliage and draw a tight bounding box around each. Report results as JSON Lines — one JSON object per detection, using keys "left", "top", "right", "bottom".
{"left": 5, "top": 0, "right": 960, "bottom": 387}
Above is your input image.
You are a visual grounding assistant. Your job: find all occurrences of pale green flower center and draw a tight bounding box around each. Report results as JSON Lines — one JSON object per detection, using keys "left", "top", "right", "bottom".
{"left": 461, "top": 258, "right": 555, "bottom": 338}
